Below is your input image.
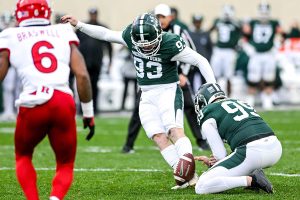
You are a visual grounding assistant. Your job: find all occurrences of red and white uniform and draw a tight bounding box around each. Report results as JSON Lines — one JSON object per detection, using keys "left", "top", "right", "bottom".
{"left": 0, "top": 24, "right": 80, "bottom": 200}
{"left": 0, "top": 24, "right": 79, "bottom": 107}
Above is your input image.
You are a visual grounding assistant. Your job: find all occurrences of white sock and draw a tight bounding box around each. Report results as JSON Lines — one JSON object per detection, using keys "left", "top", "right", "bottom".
{"left": 196, "top": 176, "right": 248, "bottom": 194}
{"left": 49, "top": 196, "right": 60, "bottom": 200}
{"left": 161, "top": 144, "right": 179, "bottom": 169}
{"left": 174, "top": 137, "right": 193, "bottom": 157}
{"left": 261, "top": 92, "right": 274, "bottom": 110}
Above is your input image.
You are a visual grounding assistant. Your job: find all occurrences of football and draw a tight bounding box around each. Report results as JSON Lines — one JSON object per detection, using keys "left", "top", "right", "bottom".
{"left": 173, "top": 153, "right": 195, "bottom": 185}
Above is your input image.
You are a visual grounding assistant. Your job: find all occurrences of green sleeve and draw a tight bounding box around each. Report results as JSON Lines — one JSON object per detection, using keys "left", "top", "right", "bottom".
{"left": 160, "top": 33, "right": 186, "bottom": 58}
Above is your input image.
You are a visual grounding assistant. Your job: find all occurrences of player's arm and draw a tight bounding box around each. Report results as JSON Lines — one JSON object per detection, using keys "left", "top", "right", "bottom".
{"left": 70, "top": 43, "right": 95, "bottom": 140}
{"left": 174, "top": 25, "right": 196, "bottom": 76}
{"left": 171, "top": 46, "right": 216, "bottom": 83}
{"left": 61, "top": 15, "right": 126, "bottom": 46}
{"left": 242, "top": 22, "right": 251, "bottom": 39}
{"left": 201, "top": 118, "right": 227, "bottom": 161}
{"left": 70, "top": 44, "right": 92, "bottom": 103}
{"left": 0, "top": 50, "right": 9, "bottom": 81}
{"left": 276, "top": 22, "right": 285, "bottom": 36}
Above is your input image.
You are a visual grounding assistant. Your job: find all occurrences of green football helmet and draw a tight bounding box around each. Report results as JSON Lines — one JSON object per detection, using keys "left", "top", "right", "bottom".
{"left": 194, "top": 83, "right": 226, "bottom": 116}
{"left": 131, "top": 13, "right": 162, "bottom": 56}
{"left": 258, "top": 1, "right": 271, "bottom": 20}
{"left": 221, "top": 4, "right": 235, "bottom": 20}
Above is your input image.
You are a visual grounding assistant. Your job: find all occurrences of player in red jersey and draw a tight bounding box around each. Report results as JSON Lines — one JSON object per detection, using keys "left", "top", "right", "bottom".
{"left": 0, "top": 0, "right": 95, "bottom": 199}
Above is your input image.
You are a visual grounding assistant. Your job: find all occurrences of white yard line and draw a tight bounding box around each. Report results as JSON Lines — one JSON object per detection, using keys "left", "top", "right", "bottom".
{"left": 0, "top": 167, "right": 299, "bottom": 177}
{"left": 0, "top": 167, "right": 163, "bottom": 172}
{"left": 0, "top": 127, "right": 15, "bottom": 133}
{"left": 270, "top": 173, "right": 300, "bottom": 177}
{"left": 1, "top": 144, "right": 300, "bottom": 153}
{"left": 0, "top": 127, "right": 84, "bottom": 134}
{"left": 0, "top": 145, "right": 160, "bottom": 151}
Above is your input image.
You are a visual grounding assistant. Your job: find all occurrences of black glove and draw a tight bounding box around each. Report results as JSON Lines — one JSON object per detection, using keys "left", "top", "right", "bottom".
{"left": 83, "top": 117, "right": 95, "bottom": 141}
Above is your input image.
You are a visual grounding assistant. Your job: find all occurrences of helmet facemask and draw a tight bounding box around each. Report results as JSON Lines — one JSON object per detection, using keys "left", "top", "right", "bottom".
{"left": 194, "top": 93, "right": 206, "bottom": 125}
{"left": 131, "top": 32, "right": 162, "bottom": 56}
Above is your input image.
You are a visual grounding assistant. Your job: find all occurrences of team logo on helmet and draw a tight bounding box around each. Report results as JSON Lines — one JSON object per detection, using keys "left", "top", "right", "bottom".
{"left": 194, "top": 83, "right": 226, "bottom": 124}
{"left": 15, "top": 0, "right": 52, "bottom": 27}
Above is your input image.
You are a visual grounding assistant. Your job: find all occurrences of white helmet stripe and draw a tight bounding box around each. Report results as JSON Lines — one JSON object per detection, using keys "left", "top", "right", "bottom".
{"left": 139, "top": 14, "right": 145, "bottom": 41}
{"left": 212, "top": 83, "right": 220, "bottom": 91}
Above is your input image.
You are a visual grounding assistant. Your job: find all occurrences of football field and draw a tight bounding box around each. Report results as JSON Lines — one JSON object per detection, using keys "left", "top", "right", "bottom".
{"left": 0, "top": 110, "right": 300, "bottom": 199}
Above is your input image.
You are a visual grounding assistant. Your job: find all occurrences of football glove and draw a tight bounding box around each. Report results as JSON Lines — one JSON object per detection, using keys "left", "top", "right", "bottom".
{"left": 83, "top": 117, "right": 95, "bottom": 141}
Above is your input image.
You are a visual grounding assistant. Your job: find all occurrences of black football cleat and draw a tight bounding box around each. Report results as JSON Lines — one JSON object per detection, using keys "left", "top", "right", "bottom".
{"left": 121, "top": 145, "right": 135, "bottom": 154}
{"left": 250, "top": 169, "right": 273, "bottom": 194}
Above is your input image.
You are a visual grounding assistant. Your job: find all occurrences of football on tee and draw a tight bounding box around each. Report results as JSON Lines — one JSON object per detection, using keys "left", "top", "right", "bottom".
{"left": 173, "top": 153, "right": 195, "bottom": 185}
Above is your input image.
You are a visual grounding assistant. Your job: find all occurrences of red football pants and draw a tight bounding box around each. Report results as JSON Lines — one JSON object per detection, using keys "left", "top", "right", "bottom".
{"left": 15, "top": 90, "right": 77, "bottom": 200}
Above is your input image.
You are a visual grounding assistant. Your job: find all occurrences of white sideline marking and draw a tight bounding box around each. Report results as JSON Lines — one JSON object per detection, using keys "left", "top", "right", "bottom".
{"left": 0, "top": 127, "right": 15, "bottom": 133}
{"left": 1, "top": 144, "right": 300, "bottom": 153}
{"left": 83, "top": 147, "right": 112, "bottom": 153}
{"left": 0, "top": 127, "right": 84, "bottom": 134}
{"left": 0, "top": 167, "right": 163, "bottom": 172}
{"left": 270, "top": 173, "right": 300, "bottom": 177}
{"left": 0, "top": 145, "right": 160, "bottom": 152}
{"left": 0, "top": 167, "right": 299, "bottom": 177}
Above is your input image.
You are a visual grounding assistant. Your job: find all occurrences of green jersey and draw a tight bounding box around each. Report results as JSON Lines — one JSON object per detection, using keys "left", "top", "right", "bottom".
{"left": 249, "top": 19, "right": 279, "bottom": 52}
{"left": 199, "top": 99, "right": 273, "bottom": 151}
{"left": 122, "top": 25, "right": 186, "bottom": 86}
{"left": 212, "top": 19, "right": 241, "bottom": 48}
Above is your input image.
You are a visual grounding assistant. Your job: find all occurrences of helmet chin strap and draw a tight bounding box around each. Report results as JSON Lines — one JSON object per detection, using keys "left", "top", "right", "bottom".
{"left": 19, "top": 18, "right": 50, "bottom": 27}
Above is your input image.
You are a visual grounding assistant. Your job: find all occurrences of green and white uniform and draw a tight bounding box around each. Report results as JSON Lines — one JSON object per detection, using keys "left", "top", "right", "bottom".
{"left": 123, "top": 27, "right": 187, "bottom": 136}
{"left": 210, "top": 19, "right": 241, "bottom": 79}
{"left": 75, "top": 21, "right": 216, "bottom": 138}
{"left": 247, "top": 19, "right": 280, "bottom": 83}
{"left": 195, "top": 98, "right": 282, "bottom": 194}
{"left": 212, "top": 19, "right": 241, "bottom": 49}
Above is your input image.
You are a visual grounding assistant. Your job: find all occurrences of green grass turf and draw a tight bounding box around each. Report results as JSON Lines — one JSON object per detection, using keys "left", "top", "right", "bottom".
{"left": 0, "top": 110, "right": 300, "bottom": 199}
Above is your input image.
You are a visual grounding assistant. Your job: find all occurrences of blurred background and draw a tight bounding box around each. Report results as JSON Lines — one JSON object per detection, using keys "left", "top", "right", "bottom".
{"left": 1, "top": 0, "right": 300, "bottom": 117}
{"left": 1, "top": 0, "right": 299, "bottom": 30}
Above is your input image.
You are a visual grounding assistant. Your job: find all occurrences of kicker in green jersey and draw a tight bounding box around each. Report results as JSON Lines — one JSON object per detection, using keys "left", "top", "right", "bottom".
{"left": 122, "top": 25, "right": 186, "bottom": 86}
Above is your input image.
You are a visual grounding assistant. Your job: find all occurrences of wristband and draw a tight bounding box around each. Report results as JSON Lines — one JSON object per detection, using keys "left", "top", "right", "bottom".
{"left": 81, "top": 101, "right": 94, "bottom": 117}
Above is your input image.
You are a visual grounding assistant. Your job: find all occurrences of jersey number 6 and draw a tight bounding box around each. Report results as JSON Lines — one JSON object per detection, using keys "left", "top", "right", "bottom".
{"left": 31, "top": 41, "right": 58, "bottom": 73}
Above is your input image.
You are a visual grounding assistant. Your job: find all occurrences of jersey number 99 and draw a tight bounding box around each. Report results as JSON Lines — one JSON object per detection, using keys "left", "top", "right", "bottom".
{"left": 221, "top": 100, "right": 260, "bottom": 121}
